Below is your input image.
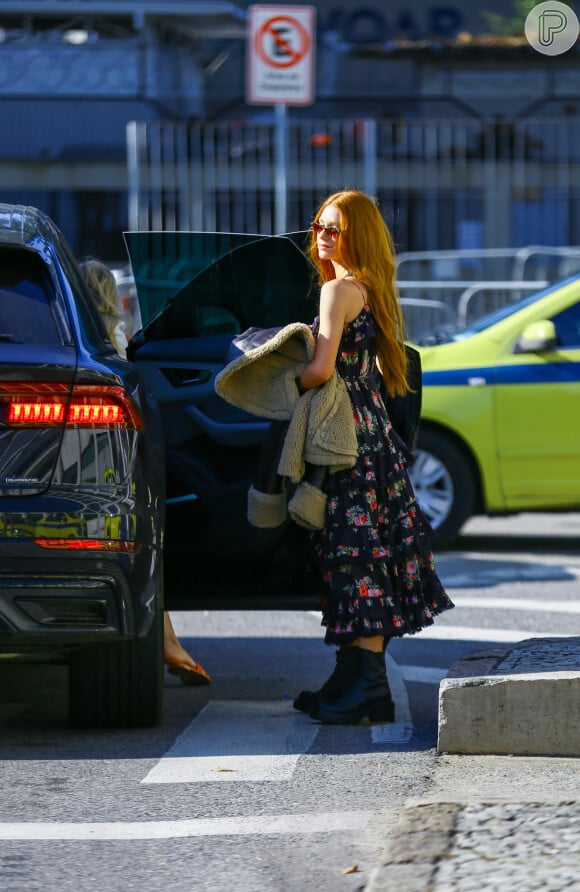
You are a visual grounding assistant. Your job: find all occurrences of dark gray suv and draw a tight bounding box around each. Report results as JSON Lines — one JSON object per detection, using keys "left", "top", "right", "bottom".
{"left": 0, "top": 205, "right": 165, "bottom": 729}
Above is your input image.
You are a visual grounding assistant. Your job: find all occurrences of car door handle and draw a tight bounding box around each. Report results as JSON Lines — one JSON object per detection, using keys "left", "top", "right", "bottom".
{"left": 185, "top": 405, "right": 269, "bottom": 446}
{"left": 161, "top": 368, "right": 212, "bottom": 387}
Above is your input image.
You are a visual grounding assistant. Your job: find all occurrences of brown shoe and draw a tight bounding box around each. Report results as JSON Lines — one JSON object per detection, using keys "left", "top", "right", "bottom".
{"left": 166, "top": 657, "right": 211, "bottom": 686}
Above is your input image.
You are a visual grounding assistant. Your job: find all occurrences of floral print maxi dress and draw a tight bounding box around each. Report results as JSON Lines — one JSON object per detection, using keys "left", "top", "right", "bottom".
{"left": 311, "top": 307, "right": 454, "bottom": 645}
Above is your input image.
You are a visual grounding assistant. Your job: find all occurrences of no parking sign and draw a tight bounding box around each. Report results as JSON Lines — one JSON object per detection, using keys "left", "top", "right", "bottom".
{"left": 246, "top": 5, "right": 316, "bottom": 105}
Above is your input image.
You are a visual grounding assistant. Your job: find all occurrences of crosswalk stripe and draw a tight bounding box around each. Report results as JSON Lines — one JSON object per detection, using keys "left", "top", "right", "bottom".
{"left": 449, "top": 596, "right": 580, "bottom": 613}
{"left": 142, "top": 701, "right": 319, "bottom": 785}
{"left": 371, "top": 722, "right": 414, "bottom": 744}
{"left": 401, "top": 665, "right": 449, "bottom": 684}
{"left": 440, "top": 568, "right": 576, "bottom": 587}
{"left": 416, "top": 626, "right": 577, "bottom": 642}
{"left": 387, "top": 652, "right": 411, "bottom": 723}
{"left": 0, "top": 811, "right": 373, "bottom": 841}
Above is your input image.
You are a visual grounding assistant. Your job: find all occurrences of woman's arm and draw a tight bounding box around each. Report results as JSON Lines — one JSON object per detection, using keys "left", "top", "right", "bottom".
{"left": 297, "top": 279, "right": 351, "bottom": 391}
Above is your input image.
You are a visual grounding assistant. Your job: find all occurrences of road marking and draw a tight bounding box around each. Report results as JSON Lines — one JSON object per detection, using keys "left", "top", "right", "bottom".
{"left": 0, "top": 811, "right": 373, "bottom": 841}
{"left": 401, "top": 665, "right": 449, "bottom": 684}
{"left": 416, "top": 625, "right": 577, "bottom": 643}
{"left": 387, "top": 652, "right": 411, "bottom": 723}
{"left": 142, "top": 701, "right": 319, "bottom": 784}
{"left": 440, "top": 564, "right": 575, "bottom": 587}
{"left": 450, "top": 596, "right": 580, "bottom": 614}
{"left": 371, "top": 722, "right": 414, "bottom": 744}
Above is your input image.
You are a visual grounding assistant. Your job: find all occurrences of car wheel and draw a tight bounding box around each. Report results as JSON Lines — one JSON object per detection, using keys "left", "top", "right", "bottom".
{"left": 68, "top": 580, "right": 164, "bottom": 729}
{"left": 409, "top": 428, "right": 476, "bottom": 548}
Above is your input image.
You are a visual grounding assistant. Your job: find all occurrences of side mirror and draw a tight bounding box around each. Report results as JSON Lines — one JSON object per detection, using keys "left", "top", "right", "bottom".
{"left": 513, "top": 320, "right": 558, "bottom": 354}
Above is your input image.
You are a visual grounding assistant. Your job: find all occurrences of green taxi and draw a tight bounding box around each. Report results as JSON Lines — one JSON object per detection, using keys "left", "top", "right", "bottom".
{"left": 409, "top": 276, "right": 580, "bottom": 547}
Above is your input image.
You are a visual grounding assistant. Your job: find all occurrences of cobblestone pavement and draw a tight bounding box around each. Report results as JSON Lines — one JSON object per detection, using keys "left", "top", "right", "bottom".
{"left": 496, "top": 638, "right": 580, "bottom": 674}
{"left": 366, "top": 800, "right": 580, "bottom": 892}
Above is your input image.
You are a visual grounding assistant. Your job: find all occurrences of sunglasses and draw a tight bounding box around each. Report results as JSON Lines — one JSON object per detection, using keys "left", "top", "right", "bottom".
{"left": 310, "top": 221, "right": 345, "bottom": 239}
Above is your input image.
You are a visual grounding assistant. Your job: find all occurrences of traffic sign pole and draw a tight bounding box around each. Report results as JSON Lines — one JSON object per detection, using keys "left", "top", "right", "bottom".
{"left": 275, "top": 103, "right": 288, "bottom": 235}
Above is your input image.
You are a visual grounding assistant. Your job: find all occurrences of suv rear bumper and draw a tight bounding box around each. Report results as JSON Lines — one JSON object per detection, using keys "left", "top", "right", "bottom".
{"left": 0, "top": 546, "right": 159, "bottom": 648}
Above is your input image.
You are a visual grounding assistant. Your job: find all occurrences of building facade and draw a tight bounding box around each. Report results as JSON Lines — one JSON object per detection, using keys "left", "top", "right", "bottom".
{"left": 1, "top": 1, "right": 578, "bottom": 256}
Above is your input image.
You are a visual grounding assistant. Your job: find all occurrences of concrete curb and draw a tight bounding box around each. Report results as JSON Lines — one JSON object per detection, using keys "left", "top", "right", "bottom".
{"left": 365, "top": 801, "right": 460, "bottom": 892}
{"left": 437, "top": 637, "right": 580, "bottom": 756}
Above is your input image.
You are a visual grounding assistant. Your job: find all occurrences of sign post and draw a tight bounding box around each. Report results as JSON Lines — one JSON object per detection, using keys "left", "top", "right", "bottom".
{"left": 246, "top": 5, "right": 316, "bottom": 233}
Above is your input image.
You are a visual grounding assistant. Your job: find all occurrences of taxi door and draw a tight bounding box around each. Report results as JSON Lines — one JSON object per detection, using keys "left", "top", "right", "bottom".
{"left": 494, "top": 295, "right": 580, "bottom": 509}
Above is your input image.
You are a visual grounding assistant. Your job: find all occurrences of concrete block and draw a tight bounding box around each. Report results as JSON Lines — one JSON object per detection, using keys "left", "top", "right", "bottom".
{"left": 438, "top": 669, "right": 580, "bottom": 756}
{"left": 438, "top": 637, "right": 580, "bottom": 756}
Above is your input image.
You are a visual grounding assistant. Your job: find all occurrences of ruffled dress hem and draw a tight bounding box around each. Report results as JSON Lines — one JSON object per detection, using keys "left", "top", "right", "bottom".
{"left": 310, "top": 305, "right": 454, "bottom": 645}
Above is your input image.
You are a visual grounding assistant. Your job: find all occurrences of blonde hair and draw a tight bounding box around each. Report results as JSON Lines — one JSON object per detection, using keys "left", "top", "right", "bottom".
{"left": 308, "top": 190, "right": 408, "bottom": 397}
{"left": 80, "top": 259, "right": 124, "bottom": 354}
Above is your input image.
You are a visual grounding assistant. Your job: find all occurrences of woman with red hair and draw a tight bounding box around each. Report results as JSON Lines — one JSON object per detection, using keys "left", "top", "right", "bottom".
{"left": 294, "top": 190, "right": 453, "bottom": 724}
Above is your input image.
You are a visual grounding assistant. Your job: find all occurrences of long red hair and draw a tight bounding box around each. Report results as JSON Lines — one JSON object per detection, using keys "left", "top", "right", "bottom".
{"left": 308, "top": 190, "right": 408, "bottom": 396}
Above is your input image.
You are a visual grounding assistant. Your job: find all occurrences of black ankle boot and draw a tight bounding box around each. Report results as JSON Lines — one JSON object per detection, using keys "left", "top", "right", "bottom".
{"left": 309, "top": 648, "right": 395, "bottom": 725}
{"left": 293, "top": 645, "right": 360, "bottom": 714}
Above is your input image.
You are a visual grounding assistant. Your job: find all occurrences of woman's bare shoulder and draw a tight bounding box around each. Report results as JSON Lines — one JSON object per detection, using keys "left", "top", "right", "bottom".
{"left": 320, "top": 277, "right": 357, "bottom": 301}
{"left": 320, "top": 277, "right": 364, "bottom": 320}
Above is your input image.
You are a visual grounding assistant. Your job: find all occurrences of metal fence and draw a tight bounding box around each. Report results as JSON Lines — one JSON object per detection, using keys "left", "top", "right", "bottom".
{"left": 398, "top": 282, "right": 548, "bottom": 342}
{"left": 396, "top": 246, "right": 580, "bottom": 339}
{"left": 397, "top": 247, "right": 580, "bottom": 284}
{"left": 126, "top": 116, "right": 580, "bottom": 341}
{"left": 127, "top": 116, "right": 580, "bottom": 251}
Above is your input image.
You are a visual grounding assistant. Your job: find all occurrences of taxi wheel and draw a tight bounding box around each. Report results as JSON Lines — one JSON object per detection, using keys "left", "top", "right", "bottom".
{"left": 410, "top": 428, "right": 476, "bottom": 548}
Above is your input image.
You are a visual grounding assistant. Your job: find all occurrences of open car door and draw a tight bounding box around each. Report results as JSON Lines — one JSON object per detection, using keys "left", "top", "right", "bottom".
{"left": 124, "top": 230, "right": 320, "bottom": 609}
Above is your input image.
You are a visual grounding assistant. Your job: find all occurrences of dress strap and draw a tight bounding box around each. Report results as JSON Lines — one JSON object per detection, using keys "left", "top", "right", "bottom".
{"left": 347, "top": 277, "right": 367, "bottom": 308}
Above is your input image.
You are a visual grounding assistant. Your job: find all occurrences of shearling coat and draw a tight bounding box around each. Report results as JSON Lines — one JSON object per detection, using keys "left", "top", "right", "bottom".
{"left": 214, "top": 322, "right": 358, "bottom": 529}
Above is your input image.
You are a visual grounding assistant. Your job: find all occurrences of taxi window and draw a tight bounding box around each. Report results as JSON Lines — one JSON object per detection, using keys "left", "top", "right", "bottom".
{"left": 552, "top": 301, "right": 580, "bottom": 348}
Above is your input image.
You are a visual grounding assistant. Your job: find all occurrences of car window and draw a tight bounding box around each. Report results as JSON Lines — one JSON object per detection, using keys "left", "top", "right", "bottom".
{"left": 552, "top": 300, "right": 580, "bottom": 348}
{"left": 125, "top": 231, "right": 317, "bottom": 336}
{"left": 0, "top": 246, "right": 62, "bottom": 345}
{"left": 54, "top": 236, "right": 114, "bottom": 352}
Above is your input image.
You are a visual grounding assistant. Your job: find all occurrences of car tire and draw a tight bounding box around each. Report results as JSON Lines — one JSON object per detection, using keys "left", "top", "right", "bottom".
{"left": 68, "top": 583, "right": 164, "bottom": 729}
{"left": 410, "top": 428, "right": 476, "bottom": 548}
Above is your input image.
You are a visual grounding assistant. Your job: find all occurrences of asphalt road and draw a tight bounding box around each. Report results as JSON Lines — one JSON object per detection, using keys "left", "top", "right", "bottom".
{"left": 0, "top": 513, "right": 579, "bottom": 892}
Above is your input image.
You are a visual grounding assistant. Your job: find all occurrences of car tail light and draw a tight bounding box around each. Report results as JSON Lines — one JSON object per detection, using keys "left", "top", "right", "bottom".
{"left": 34, "top": 539, "right": 140, "bottom": 553}
{"left": 0, "top": 383, "right": 143, "bottom": 429}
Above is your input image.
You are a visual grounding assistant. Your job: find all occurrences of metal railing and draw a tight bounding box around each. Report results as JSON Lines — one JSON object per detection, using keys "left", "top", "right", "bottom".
{"left": 397, "top": 247, "right": 580, "bottom": 286}
{"left": 455, "top": 281, "right": 549, "bottom": 327}
{"left": 399, "top": 297, "right": 454, "bottom": 343}
{"left": 396, "top": 244, "right": 580, "bottom": 335}
{"left": 397, "top": 249, "right": 526, "bottom": 283}
{"left": 398, "top": 281, "right": 549, "bottom": 340}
